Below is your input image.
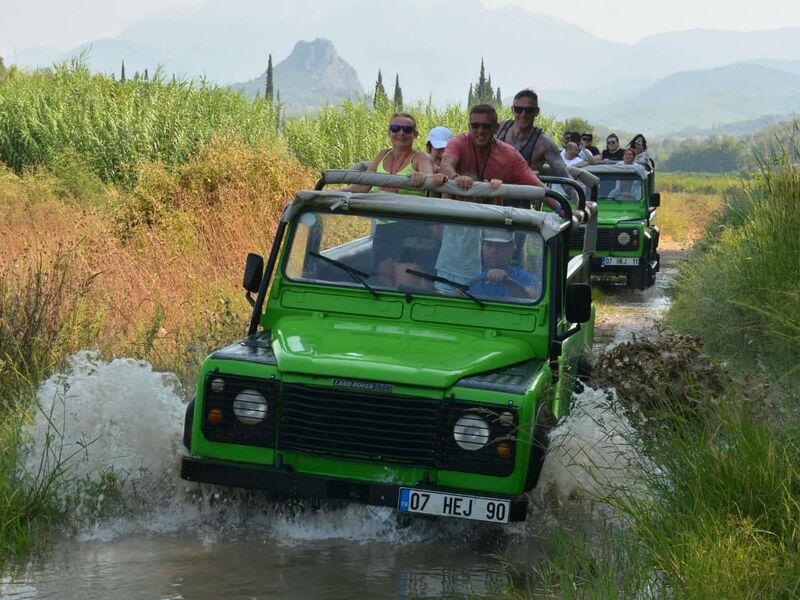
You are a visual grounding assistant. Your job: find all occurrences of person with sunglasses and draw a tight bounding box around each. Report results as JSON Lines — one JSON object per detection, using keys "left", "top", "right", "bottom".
{"left": 343, "top": 112, "right": 435, "bottom": 286}
{"left": 602, "top": 133, "right": 625, "bottom": 161}
{"left": 627, "top": 133, "right": 654, "bottom": 170}
{"left": 431, "top": 104, "right": 556, "bottom": 204}
{"left": 580, "top": 132, "right": 600, "bottom": 157}
{"left": 344, "top": 112, "right": 434, "bottom": 194}
{"left": 430, "top": 104, "right": 562, "bottom": 287}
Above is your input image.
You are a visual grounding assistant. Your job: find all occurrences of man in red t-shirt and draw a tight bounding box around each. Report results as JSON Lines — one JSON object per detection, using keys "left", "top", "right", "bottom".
{"left": 431, "top": 104, "right": 560, "bottom": 212}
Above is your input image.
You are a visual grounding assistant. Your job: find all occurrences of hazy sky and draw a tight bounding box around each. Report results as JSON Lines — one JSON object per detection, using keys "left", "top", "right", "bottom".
{"left": 2, "top": 0, "right": 800, "bottom": 57}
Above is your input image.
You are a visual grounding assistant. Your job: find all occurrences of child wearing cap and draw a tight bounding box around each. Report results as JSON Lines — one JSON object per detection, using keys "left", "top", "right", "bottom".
{"left": 425, "top": 126, "right": 453, "bottom": 173}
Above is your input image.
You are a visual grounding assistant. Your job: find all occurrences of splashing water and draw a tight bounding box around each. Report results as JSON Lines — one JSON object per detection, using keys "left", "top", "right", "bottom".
{"left": 535, "top": 386, "right": 650, "bottom": 514}
{"left": 17, "top": 352, "right": 647, "bottom": 547}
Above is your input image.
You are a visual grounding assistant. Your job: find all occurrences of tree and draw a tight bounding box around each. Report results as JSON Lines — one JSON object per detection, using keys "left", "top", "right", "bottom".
{"left": 120, "top": 60, "right": 126, "bottom": 83}
{"left": 661, "top": 137, "right": 746, "bottom": 172}
{"left": 469, "top": 58, "right": 498, "bottom": 107}
{"left": 373, "top": 70, "right": 388, "bottom": 108}
{"left": 265, "top": 54, "right": 274, "bottom": 103}
{"left": 495, "top": 87, "right": 502, "bottom": 106}
{"left": 143, "top": 68, "right": 149, "bottom": 81}
{"left": 467, "top": 83, "right": 474, "bottom": 107}
{"left": 561, "top": 117, "right": 593, "bottom": 137}
{"left": 393, "top": 74, "right": 403, "bottom": 110}
{"left": 0, "top": 56, "right": 8, "bottom": 86}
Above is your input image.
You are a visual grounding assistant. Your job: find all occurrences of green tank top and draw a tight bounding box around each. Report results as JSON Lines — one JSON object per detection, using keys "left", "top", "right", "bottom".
{"left": 372, "top": 150, "right": 427, "bottom": 196}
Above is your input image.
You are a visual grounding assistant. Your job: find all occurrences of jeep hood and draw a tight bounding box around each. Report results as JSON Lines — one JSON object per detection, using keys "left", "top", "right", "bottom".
{"left": 270, "top": 316, "right": 534, "bottom": 389}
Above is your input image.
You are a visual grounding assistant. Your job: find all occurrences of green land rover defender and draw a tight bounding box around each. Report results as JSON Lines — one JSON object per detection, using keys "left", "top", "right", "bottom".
{"left": 180, "top": 170, "right": 597, "bottom": 523}
{"left": 569, "top": 164, "right": 660, "bottom": 289}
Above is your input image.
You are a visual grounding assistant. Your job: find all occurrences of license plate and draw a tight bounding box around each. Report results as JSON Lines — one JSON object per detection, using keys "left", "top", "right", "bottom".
{"left": 602, "top": 257, "right": 639, "bottom": 266}
{"left": 398, "top": 488, "right": 510, "bottom": 523}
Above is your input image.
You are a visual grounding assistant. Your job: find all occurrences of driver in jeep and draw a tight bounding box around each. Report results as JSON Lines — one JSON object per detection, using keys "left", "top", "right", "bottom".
{"left": 469, "top": 228, "right": 541, "bottom": 299}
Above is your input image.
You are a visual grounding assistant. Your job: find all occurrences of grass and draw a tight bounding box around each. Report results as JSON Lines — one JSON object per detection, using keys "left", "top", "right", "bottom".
{"left": 667, "top": 143, "right": 800, "bottom": 377}
{"left": 506, "top": 393, "right": 800, "bottom": 599}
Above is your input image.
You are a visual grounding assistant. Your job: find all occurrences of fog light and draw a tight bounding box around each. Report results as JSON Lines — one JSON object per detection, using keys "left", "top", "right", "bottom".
{"left": 453, "top": 415, "right": 490, "bottom": 451}
{"left": 207, "top": 408, "right": 223, "bottom": 424}
{"left": 233, "top": 389, "right": 268, "bottom": 425}
{"left": 211, "top": 378, "right": 225, "bottom": 393}
{"left": 496, "top": 442, "right": 513, "bottom": 459}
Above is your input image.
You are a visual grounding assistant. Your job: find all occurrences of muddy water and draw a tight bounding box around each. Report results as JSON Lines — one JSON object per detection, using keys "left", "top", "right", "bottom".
{"left": 3, "top": 253, "right": 683, "bottom": 600}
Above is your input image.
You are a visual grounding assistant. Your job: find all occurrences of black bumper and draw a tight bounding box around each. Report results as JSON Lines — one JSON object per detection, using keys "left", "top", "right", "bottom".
{"left": 180, "top": 456, "right": 528, "bottom": 522}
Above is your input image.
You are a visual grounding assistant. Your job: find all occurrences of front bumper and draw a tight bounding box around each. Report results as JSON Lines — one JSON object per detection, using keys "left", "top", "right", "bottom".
{"left": 181, "top": 456, "right": 529, "bottom": 522}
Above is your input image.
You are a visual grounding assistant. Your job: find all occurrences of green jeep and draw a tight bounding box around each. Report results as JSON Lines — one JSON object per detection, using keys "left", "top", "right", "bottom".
{"left": 180, "top": 170, "right": 596, "bottom": 523}
{"left": 569, "top": 164, "right": 660, "bottom": 289}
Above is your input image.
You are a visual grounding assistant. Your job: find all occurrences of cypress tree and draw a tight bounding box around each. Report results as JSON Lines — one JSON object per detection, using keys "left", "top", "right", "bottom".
{"left": 496, "top": 87, "right": 502, "bottom": 106}
{"left": 467, "top": 83, "right": 474, "bottom": 107}
{"left": 120, "top": 60, "right": 126, "bottom": 82}
{"left": 393, "top": 74, "right": 403, "bottom": 110}
{"left": 144, "top": 68, "right": 149, "bottom": 81}
{"left": 469, "top": 58, "right": 499, "bottom": 106}
{"left": 374, "top": 70, "right": 388, "bottom": 107}
{"left": 265, "top": 54, "right": 274, "bottom": 103}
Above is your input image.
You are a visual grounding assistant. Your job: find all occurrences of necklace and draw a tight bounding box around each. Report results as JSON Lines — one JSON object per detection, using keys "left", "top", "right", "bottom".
{"left": 386, "top": 149, "right": 415, "bottom": 174}
{"left": 469, "top": 138, "right": 493, "bottom": 181}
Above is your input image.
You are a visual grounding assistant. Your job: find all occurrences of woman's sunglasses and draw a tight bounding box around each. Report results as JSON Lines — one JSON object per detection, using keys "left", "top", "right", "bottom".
{"left": 512, "top": 105, "right": 538, "bottom": 115}
{"left": 389, "top": 124, "right": 415, "bottom": 134}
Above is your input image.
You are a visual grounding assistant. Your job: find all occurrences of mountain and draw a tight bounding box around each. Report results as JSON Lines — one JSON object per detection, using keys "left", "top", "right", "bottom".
{"left": 544, "top": 62, "right": 800, "bottom": 135}
{"left": 232, "top": 39, "right": 364, "bottom": 110}
{"left": 9, "top": 0, "right": 800, "bottom": 119}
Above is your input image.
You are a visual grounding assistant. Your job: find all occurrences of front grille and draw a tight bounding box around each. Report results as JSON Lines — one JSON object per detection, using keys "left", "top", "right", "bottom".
{"left": 278, "top": 384, "right": 517, "bottom": 476}
{"left": 278, "top": 383, "right": 442, "bottom": 466}
{"left": 570, "top": 227, "right": 614, "bottom": 251}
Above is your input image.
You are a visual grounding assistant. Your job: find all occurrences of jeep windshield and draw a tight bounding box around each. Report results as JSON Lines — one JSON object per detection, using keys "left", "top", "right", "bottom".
{"left": 597, "top": 174, "right": 643, "bottom": 201}
{"left": 283, "top": 210, "right": 545, "bottom": 304}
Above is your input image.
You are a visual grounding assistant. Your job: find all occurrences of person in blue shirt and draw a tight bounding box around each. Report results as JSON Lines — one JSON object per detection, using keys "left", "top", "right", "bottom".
{"left": 469, "top": 228, "right": 541, "bottom": 300}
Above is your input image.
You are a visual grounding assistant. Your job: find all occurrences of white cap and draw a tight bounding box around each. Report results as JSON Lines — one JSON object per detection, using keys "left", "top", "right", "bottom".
{"left": 481, "top": 228, "right": 515, "bottom": 243}
{"left": 426, "top": 126, "right": 453, "bottom": 149}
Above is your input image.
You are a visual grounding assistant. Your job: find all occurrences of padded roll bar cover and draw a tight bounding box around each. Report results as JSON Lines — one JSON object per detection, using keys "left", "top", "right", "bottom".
{"left": 321, "top": 169, "right": 547, "bottom": 203}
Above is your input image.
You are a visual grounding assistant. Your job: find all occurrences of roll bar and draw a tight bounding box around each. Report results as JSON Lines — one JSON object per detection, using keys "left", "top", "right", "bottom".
{"left": 315, "top": 170, "right": 572, "bottom": 221}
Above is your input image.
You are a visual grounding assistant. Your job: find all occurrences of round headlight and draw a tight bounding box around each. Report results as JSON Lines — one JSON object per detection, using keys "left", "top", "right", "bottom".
{"left": 210, "top": 377, "right": 225, "bottom": 393}
{"left": 453, "top": 415, "right": 490, "bottom": 451}
{"left": 617, "top": 231, "right": 631, "bottom": 245}
{"left": 233, "top": 389, "right": 268, "bottom": 425}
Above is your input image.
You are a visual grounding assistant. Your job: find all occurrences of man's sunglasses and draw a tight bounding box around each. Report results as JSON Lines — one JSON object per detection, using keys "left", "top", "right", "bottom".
{"left": 469, "top": 122, "right": 496, "bottom": 130}
{"left": 512, "top": 105, "right": 538, "bottom": 115}
{"left": 581, "top": 136, "right": 592, "bottom": 141}
{"left": 606, "top": 139, "right": 618, "bottom": 144}
{"left": 389, "top": 124, "right": 415, "bottom": 134}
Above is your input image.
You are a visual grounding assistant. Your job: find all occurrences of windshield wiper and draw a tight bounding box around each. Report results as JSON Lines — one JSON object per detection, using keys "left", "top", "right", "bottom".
{"left": 308, "top": 252, "right": 379, "bottom": 298}
{"left": 405, "top": 268, "right": 484, "bottom": 307}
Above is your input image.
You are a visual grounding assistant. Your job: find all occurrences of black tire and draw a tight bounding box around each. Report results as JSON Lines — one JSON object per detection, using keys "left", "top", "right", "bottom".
{"left": 574, "top": 355, "right": 593, "bottom": 393}
{"left": 183, "top": 399, "right": 195, "bottom": 451}
{"left": 525, "top": 406, "right": 557, "bottom": 491}
{"left": 629, "top": 266, "right": 647, "bottom": 290}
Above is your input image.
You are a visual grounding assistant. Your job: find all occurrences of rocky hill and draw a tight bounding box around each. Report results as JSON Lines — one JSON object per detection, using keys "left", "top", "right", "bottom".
{"left": 233, "top": 38, "right": 364, "bottom": 111}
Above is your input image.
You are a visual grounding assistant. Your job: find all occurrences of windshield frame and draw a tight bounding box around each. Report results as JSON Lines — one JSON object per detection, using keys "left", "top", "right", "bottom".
{"left": 280, "top": 208, "right": 548, "bottom": 306}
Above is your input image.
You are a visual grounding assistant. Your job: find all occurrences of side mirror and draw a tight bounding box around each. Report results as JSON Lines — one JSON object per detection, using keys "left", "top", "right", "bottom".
{"left": 650, "top": 192, "right": 661, "bottom": 207}
{"left": 243, "top": 253, "right": 264, "bottom": 294}
{"left": 565, "top": 283, "right": 592, "bottom": 324}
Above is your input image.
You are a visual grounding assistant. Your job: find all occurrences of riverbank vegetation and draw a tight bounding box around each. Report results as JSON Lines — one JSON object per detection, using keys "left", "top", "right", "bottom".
{"left": 1, "top": 64, "right": 797, "bottom": 594}
{"left": 505, "top": 139, "right": 800, "bottom": 598}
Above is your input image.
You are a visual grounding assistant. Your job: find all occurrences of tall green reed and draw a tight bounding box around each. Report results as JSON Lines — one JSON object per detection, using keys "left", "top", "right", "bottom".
{"left": 0, "top": 60, "right": 282, "bottom": 186}
{"left": 668, "top": 133, "right": 800, "bottom": 378}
